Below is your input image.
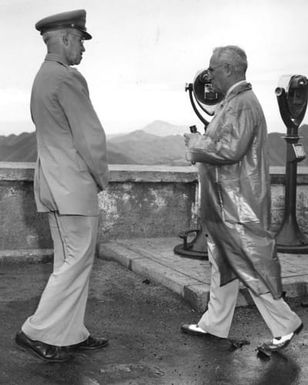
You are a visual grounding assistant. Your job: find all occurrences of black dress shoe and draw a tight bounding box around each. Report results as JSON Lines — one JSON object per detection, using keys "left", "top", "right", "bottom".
{"left": 15, "top": 331, "right": 73, "bottom": 363}
{"left": 257, "top": 322, "right": 304, "bottom": 353}
{"left": 69, "top": 335, "right": 109, "bottom": 351}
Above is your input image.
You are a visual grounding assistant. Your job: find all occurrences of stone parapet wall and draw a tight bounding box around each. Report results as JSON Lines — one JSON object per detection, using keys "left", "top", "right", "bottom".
{"left": 1, "top": 162, "right": 308, "bottom": 258}
{"left": 0, "top": 163, "right": 198, "bottom": 255}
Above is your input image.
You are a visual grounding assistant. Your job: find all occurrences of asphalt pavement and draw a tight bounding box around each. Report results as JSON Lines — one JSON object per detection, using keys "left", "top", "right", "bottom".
{"left": 0, "top": 255, "right": 308, "bottom": 385}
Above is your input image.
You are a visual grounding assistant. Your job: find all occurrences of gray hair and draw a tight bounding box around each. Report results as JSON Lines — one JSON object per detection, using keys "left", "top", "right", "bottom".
{"left": 213, "top": 45, "right": 248, "bottom": 75}
{"left": 42, "top": 29, "right": 69, "bottom": 45}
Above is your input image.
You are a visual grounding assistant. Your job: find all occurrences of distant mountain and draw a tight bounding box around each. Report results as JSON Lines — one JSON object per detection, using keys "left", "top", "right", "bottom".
{"left": 0, "top": 132, "right": 37, "bottom": 162}
{"left": 1, "top": 121, "right": 308, "bottom": 166}
{"left": 268, "top": 125, "right": 308, "bottom": 166}
{"left": 108, "top": 129, "right": 187, "bottom": 165}
{"left": 0, "top": 121, "right": 34, "bottom": 135}
{"left": 141, "top": 120, "right": 188, "bottom": 136}
{"left": 0, "top": 132, "right": 137, "bottom": 164}
{"left": 267, "top": 132, "right": 286, "bottom": 167}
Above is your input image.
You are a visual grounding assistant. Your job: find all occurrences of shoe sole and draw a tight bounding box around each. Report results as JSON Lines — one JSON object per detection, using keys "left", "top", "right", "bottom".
{"left": 294, "top": 322, "right": 304, "bottom": 335}
{"left": 71, "top": 340, "right": 109, "bottom": 351}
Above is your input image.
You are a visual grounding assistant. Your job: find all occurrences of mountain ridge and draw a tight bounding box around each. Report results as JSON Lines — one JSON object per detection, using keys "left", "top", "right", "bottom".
{"left": 1, "top": 121, "right": 308, "bottom": 166}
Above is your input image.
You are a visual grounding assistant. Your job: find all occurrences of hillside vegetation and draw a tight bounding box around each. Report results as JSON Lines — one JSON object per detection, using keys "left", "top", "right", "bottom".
{"left": 1, "top": 120, "right": 308, "bottom": 167}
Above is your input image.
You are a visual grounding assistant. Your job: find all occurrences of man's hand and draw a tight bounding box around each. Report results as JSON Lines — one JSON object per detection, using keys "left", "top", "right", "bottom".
{"left": 184, "top": 133, "right": 197, "bottom": 147}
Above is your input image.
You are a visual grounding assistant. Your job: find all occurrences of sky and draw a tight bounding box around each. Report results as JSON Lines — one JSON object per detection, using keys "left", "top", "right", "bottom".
{"left": 1, "top": 0, "right": 308, "bottom": 136}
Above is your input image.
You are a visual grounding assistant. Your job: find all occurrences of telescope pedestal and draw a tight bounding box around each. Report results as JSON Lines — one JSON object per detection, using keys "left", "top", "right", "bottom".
{"left": 275, "top": 135, "right": 308, "bottom": 253}
{"left": 174, "top": 169, "right": 208, "bottom": 260}
{"left": 276, "top": 216, "right": 308, "bottom": 253}
{"left": 274, "top": 75, "right": 308, "bottom": 254}
{"left": 174, "top": 72, "right": 223, "bottom": 260}
{"left": 173, "top": 226, "right": 208, "bottom": 260}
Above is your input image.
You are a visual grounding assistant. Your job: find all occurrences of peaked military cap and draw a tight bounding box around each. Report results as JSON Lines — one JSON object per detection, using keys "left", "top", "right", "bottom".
{"left": 35, "top": 9, "right": 92, "bottom": 40}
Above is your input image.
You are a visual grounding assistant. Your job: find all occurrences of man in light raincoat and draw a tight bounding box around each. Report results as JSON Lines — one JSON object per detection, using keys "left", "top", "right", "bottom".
{"left": 181, "top": 46, "right": 303, "bottom": 352}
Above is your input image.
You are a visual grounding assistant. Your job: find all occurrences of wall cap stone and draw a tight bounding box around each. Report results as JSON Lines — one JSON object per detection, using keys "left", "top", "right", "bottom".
{"left": 0, "top": 162, "right": 198, "bottom": 183}
{"left": 1, "top": 162, "right": 308, "bottom": 184}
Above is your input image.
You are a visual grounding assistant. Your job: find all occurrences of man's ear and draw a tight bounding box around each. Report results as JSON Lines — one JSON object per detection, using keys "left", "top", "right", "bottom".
{"left": 225, "top": 63, "right": 232, "bottom": 77}
{"left": 62, "top": 32, "right": 70, "bottom": 47}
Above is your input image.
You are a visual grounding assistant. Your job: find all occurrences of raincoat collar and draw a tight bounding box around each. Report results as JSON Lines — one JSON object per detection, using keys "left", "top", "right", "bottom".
{"left": 224, "top": 81, "right": 252, "bottom": 102}
{"left": 225, "top": 80, "right": 247, "bottom": 97}
{"left": 215, "top": 81, "right": 252, "bottom": 113}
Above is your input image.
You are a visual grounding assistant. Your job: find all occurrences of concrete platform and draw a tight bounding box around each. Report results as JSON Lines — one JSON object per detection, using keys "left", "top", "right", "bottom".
{"left": 99, "top": 237, "right": 308, "bottom": 312}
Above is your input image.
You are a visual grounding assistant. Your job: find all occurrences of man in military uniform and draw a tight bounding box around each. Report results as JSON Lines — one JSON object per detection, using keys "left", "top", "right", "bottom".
{"left": 15, "top": 9, "right": 109, "bottom": 362}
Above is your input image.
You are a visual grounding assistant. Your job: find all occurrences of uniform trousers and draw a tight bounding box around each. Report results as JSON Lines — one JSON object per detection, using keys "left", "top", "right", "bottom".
{"left": 198, "top": 241, "right": 302, "bottom": 339}
{"left": 22, "top": 212, "right": 99, "bottom": 346}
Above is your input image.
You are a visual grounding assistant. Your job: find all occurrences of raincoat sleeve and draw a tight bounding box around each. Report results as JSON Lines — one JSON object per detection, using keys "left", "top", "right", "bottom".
{"left": 187, "top": 105, "right": 256, "bottom": 165}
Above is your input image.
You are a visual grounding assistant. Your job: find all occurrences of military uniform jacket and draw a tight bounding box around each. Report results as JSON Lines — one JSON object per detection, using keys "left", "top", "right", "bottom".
{"left": 31, "top": 53, "right": 109, "bottom": 215}
{"left": 188, "top": 82, "right": 282, "bottom": 299}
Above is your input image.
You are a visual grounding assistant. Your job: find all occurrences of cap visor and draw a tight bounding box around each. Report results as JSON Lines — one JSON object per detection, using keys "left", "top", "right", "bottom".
{"left": 82, "top": 31, "right": 92, "bottom": 40}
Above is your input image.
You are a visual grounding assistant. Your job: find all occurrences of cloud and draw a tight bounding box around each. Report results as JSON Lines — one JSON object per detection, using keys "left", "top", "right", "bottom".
{"left": 0, "top": 88, "right": 30, "bottom": 122}
{"left": 1, "top": 0, "right": 308, "bottom": 135}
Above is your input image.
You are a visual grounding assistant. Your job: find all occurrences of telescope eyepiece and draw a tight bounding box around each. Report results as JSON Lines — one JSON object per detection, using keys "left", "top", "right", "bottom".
{"left": 275, "top": 87, "right": 284, "bottom": 96}
{"left": 199, "top": 69, "right": 211, "bottom": 84}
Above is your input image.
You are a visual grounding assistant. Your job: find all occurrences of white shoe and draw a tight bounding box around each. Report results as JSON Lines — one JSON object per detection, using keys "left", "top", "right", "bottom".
{"left": 258, "top": 323, "right": 303, "bottom": 352}
{"left": 181, "top": 323, "right": 207, "bottom": 336}
{"left": 272, "top": 332, "right": 294, "bottom": 346}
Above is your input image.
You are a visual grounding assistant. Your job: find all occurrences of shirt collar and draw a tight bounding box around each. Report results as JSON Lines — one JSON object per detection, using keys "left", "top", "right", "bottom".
{"left": 45, "top": 53, "right": 68, "bottom": 67}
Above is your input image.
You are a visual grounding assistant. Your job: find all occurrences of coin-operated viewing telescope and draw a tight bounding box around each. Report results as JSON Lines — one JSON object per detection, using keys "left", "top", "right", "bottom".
{"left": 275, "top": 74, "right": 308, "bottom": 253}
{"left": 174, "top": 70, "right": 223, "bottom": 259}
{"left": 185, "top": 69, "right": 223, "bottom": 129}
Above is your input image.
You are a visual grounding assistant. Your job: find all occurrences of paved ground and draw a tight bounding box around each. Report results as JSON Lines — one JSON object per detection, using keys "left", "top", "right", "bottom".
{"left": 99, "top": 237, "right": 308, "bottom": 311}
{"left": 0, "top": 257, "right": 308, "bottom": 385}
